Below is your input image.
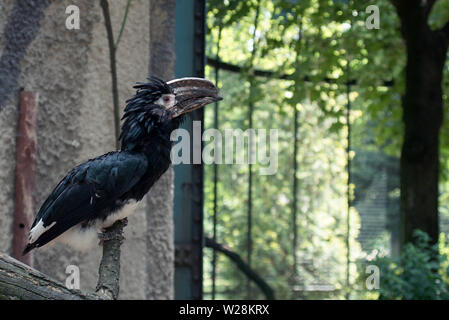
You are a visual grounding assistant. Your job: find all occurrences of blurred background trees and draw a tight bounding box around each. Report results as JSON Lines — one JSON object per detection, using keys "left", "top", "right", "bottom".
{"left": 202, "top": 0, "right": 449, "bottom": 299}
{"left": 1, "top": 0, "right": 448, "bottom": 300}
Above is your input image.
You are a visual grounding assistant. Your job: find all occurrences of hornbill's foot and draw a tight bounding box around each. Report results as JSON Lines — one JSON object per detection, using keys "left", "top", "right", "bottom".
{"left": 98, "top": 231, "right": 125, "bottom": 243}
{"left": 97, "top": 218, "right": 128, "bottom": 246}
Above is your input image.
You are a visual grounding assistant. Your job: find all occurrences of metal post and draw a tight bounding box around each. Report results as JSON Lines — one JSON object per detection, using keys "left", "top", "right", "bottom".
{"left": 211, "top": 24, "right": 222, "bottom": 300}
{"left": 345, "top": 62, "right": 352, "bottom": 299}
{"left": 174, "top": 0, "right": 206, "bottom": 300}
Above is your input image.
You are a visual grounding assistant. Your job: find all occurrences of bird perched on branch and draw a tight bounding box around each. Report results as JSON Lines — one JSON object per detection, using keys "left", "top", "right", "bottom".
{"left": 23, "top": 77, "right": 221, "bottom": 255}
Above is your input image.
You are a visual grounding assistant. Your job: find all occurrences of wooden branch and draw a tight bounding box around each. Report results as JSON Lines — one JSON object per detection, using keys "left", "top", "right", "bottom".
{"left": 204, "top": 237, "right": 275, "bottom": 300}
{"left": 95, "top": 219, "right": 126, "bottom": 300}
{"left": 0, "top": 220, "right": 125, "bottom": 300}
{"left": 0, "top": 253, "right": 97, "bottom": 300}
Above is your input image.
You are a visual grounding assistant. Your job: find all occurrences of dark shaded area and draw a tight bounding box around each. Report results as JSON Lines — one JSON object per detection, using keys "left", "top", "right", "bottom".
{"left": 390, "top": 0, "right": 449, "bottom": 248}
{"left": 352, "top": 148, "right": 400, "bottom": 255}
{"left": 0, "top": 0, "right": 50, "bottom": 109}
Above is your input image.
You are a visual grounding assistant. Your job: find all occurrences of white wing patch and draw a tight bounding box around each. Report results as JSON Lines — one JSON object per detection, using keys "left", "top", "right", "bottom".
{"left": 29, "top": 220, "right": 56, "bottom": 244}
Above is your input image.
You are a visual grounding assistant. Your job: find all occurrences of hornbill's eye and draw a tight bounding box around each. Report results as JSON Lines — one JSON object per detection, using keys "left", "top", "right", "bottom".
{"left": 163, "top": 96, "right": 170, "bottom": 103}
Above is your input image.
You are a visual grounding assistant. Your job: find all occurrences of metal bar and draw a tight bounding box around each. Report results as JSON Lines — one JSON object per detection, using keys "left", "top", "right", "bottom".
{"left": 292, "top": 17, "right": 303, "bottom": 285}
{"left": 246, "top": 0, "right": 261, "bottom": 299}
{"left": 206, "top": 57, "right": 394, "bottom": 87}
{"left": 211, "top": 24, "right": 222, "bottom": 301}
{"left": 190, "top": 0, "right": 206, "bottom": 300}
{"left": 247, "top": 91, "right": 253, "bottom": 299}
{"left": 345, "top": 61, "right": 352, "bottom": 299}
{"left": 13, "top": 91, "right": 39, "bottom": 266}
{"left": 345, "top": 6, "right": 354, "bottom": 298}
{"left": 173, "top": 0, "right": 205, "bottom": 300}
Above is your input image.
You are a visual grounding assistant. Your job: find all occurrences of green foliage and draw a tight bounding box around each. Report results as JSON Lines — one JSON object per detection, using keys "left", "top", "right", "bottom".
{"left": 204, "top": 0, "right": 371, "bottom": 299}
{"left": 203, "top": 0, "right": 449, "bottom": 300}
{"left": 365, "top": 231, "right": 449, "bottom": 300}
{"left": 429, "top": 0, "right": 449, "bottom": 30}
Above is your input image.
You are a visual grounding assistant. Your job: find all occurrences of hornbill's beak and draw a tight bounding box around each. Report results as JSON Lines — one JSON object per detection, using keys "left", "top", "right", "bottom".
{"left": 167, "top": 77, "right": 222, "bottom": 118}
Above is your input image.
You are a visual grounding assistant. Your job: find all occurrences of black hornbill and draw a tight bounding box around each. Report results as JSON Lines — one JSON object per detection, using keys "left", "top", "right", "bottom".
{"left": 23, "top": 77, "right": 221, "bottom": 255}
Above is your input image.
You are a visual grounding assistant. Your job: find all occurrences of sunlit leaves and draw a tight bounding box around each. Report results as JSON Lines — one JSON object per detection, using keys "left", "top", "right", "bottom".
{"left": 203, "top": 0, "right": 449, "bottom": 300}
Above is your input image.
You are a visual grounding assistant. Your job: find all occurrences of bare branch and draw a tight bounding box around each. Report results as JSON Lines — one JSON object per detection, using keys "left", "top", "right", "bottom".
{"left": 95, "top": 219, "right": 127, "bottom": 300}
{"left": 0, "top": 253, "right": 98, "bottom": 300}
{"left": 0, "top": 220, "right": 125, "bottom": 300}
{"left": 205, "top": 237, "right": 275, "bottom": 300}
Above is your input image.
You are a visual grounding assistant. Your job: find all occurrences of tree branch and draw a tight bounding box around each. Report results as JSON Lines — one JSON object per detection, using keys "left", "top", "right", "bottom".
{"left": 204, "top": 237, "right": 275, "bottom": 300}
{"left": 0, "top": 253, "right": 97, "bottom": 300}
{"left": 95, "top": 219, "right": 127, "bottom": 300}
{"left": 0, "top": 221, "right": 125, "bottom": 300}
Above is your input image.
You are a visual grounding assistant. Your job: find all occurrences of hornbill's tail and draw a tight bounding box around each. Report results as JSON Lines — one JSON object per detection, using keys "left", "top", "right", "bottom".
{"left": 22, "top": 243, "right": 37, "bottom": 256}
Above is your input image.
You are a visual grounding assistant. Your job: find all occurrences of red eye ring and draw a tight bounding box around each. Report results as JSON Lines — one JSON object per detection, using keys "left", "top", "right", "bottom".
{"left": 163, "top": 96, "right": 170, "bottom": 102}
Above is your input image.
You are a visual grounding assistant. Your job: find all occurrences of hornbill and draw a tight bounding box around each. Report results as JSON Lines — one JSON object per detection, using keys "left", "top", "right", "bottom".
{"left": 23, "top": 76, "right": 221, "bottom": 255}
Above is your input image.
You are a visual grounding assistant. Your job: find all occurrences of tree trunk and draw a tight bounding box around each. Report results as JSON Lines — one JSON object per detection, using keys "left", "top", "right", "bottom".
{"left": 392, "top": 0, "right": 449, "bottom": 247}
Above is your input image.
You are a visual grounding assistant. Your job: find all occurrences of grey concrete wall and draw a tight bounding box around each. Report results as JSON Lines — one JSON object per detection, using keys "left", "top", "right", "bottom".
{"left": 0, "top": 0, "right": 155, "bottom": 299}
{"left": 145, "top": 0, "right": 176, "bottom": 300}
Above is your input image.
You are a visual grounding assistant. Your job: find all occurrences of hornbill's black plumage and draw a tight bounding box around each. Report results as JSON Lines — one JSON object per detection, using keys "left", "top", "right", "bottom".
{"left": 23, "top": 76, "right": 221, "bottom": 255}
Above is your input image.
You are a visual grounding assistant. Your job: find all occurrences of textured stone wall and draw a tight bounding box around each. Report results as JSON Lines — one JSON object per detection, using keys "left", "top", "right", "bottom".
{"left": 145, "top": 0, "right": 176, "bottom": 300}
{"left": 0, "top": 0, "right": 153, "bottom": 299}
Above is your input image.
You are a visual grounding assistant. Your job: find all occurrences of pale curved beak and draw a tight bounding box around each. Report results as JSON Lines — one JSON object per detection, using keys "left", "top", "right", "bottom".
{"left": 167, "top": 77, "right": 222, "bottom": 118}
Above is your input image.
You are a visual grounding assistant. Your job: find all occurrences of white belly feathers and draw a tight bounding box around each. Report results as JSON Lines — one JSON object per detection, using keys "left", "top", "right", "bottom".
{"left": 39, "top": 200, "right": 139, "bottom": 251}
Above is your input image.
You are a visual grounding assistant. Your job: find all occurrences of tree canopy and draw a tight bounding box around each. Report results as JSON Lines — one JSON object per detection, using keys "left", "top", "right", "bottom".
{"left": 202, "top": 0, "right": 449, "bottom": 299}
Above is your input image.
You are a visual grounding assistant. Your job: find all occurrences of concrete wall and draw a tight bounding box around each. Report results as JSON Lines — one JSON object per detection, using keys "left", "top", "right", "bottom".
{"left": 0, "top": 0, "right": 154, "bottom": 299}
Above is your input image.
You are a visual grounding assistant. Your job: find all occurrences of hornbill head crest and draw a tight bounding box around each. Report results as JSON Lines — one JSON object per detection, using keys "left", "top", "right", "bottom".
{"left": 120, "top": 77, "right": 221, "bottom": 150}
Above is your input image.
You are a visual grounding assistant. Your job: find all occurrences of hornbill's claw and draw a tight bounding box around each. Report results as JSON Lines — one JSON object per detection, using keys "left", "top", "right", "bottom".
{"left": 97, "top": 218, "right": 128, "bottom": 245}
